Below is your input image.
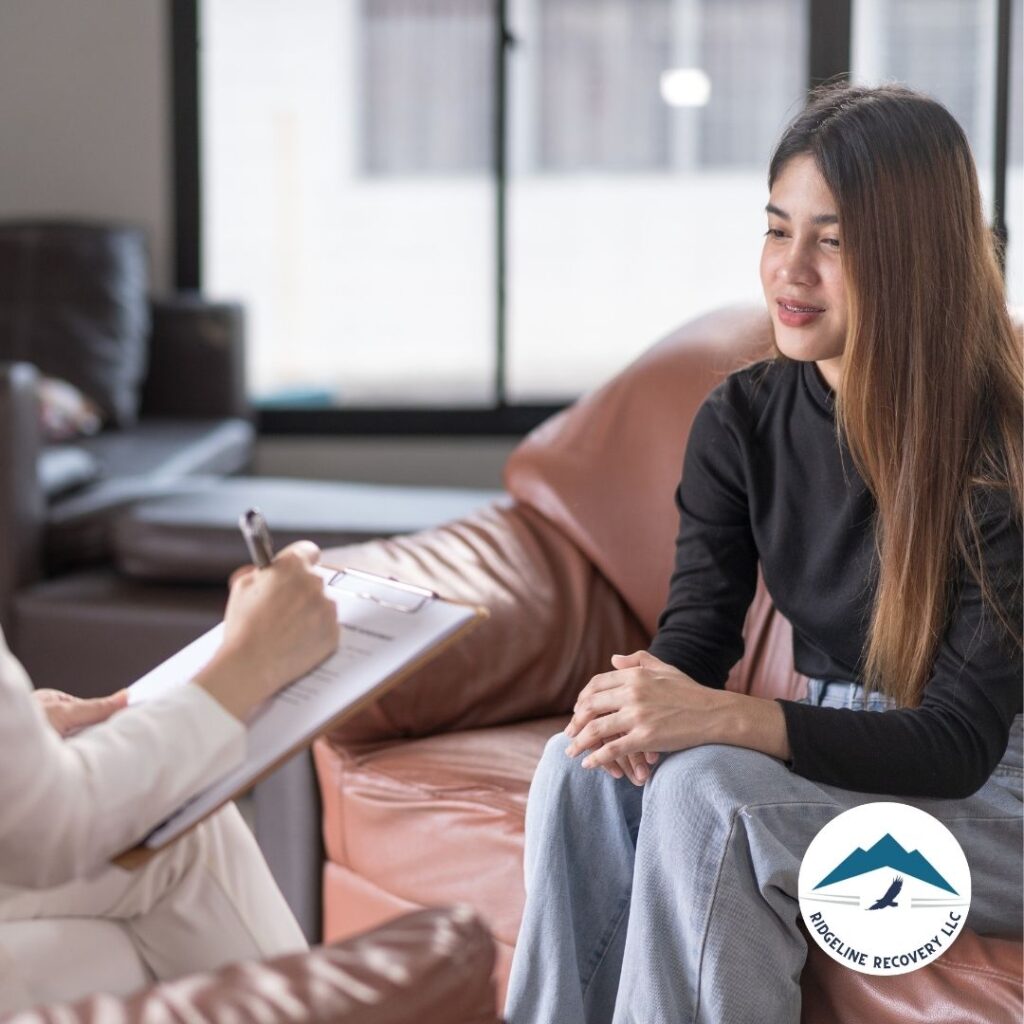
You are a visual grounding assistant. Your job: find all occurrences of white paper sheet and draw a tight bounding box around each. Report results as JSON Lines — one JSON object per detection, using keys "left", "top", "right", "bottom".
{"left": 127, "top": 567, "right": 479, "bottom": 850}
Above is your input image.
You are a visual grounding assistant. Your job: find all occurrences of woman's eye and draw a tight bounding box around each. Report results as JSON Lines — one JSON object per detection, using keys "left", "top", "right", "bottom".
{"left": 764, "top": 228, "right": 786, "bottom": 239}
{"left": 822, "top": 237, "right": 841, "bottom": 250}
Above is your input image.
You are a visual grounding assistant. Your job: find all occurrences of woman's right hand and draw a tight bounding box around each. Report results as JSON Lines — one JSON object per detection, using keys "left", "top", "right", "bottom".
{"left": 195, "top": 541, "right": 340, "bottom": 720}
{"left": 602, "top": 742, "right": 660, "bottom": 786}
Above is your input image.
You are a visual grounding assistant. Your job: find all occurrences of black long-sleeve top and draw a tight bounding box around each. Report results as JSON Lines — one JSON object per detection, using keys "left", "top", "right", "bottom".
{"left": 648, "top": 357, "right": 1022, "bottom": 799}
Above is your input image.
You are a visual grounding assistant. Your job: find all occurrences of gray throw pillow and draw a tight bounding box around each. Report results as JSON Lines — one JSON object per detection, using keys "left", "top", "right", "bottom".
{"left": 0, "top": 221, "right": 150, "bottom": 426}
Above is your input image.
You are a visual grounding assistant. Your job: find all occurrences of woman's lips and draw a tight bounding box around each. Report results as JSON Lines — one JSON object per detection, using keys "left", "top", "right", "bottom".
{"left": 776, "top": 298, "right": 825, "bottom": 327}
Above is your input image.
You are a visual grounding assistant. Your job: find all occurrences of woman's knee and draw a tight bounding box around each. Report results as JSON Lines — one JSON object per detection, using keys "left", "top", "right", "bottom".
{"left": 533, "top": 729, "right": 591, "bottom": 794}
{"left": 645, "top": 744, "right": 786, "bottom": 818}
{"left": 530, "top": 729, "right": 635, "bottom": 814}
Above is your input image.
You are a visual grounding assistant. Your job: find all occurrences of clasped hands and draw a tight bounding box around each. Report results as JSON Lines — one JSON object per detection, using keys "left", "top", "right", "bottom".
{"left": 564, "top": 650, "right": 731, "bottom": 785}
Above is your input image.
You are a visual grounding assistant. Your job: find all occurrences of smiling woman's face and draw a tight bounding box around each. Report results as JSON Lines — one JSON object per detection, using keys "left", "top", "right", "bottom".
{"left": 759, "top": 153, "right": 849, "bottom": 389}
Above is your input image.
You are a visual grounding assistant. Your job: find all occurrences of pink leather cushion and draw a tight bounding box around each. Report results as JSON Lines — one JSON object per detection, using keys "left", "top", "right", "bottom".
{"left": 316, "top": 719, "right": 1020, "bottom": 1023}
{"left": 505, "top": 304, "right": 774, "bottom": 638}
{"left": 321, "top": 502, "right": 648, "bottom": 745}
{"left": 802, "top": 927, "right": 1023, "bottom": 1024}
{"left": 316, "top": 718, "right": 564, "bottom": 954}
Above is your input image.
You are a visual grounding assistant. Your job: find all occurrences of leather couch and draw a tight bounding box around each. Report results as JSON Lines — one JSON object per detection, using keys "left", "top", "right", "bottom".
{"left": 311, "top": 306, "right": 1023, "bottom": 1021}
{"left": 1, "top": 906, "right": 499, "bottom": 1024}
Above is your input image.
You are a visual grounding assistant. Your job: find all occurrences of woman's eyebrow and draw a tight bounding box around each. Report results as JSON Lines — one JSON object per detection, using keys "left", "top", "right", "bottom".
{"left": 765, "top": 203, "right": 839, "bottom": 225}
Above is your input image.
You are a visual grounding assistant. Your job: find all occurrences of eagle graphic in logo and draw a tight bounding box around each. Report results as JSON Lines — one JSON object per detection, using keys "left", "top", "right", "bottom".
{"left": 867, "top": 875, "right": 903, "bottom": 910}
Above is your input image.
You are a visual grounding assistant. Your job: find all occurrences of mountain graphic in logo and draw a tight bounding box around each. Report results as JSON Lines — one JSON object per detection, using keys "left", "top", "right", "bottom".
{"left": 813, "top": 833, "right": 957, "bottom": 894}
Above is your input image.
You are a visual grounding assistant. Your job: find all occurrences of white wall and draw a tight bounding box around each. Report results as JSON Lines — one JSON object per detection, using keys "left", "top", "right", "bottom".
{"left": 0, "top": 0, "right": 172, "bottom": 290}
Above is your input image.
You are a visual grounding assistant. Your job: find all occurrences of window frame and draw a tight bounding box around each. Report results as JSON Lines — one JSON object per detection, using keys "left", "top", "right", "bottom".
{"left": 170, "top": 0, "right": 1012, "bottom": 437}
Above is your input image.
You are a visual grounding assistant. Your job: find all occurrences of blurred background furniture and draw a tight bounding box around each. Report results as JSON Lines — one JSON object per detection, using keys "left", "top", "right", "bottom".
{"left": 307, "top": 306, "right": 1023, "bottom": 1021}
{"left": 0, "top": 905, "right": 499, "bottom": 1024}
{"left": 0, "top": 221, "right": 253, "bottom": 685}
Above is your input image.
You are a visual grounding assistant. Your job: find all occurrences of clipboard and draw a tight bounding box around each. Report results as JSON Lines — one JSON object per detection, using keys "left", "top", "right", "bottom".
{"left": 113, "top": 566, "right": 487, "bottom": 869}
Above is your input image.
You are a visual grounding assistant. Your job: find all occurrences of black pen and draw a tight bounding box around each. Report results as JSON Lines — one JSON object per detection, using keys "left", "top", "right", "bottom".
{"left": 239, "top": 507, "right": 275, "bottom": 568}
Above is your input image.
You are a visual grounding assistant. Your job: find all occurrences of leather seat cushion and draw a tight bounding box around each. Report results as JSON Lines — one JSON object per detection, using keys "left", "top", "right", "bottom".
{"left": 802, "top": 927, "right": 1023, "bottom": 1024}
{"left": 110, "top": 478, "right": 503, "bottom": 583}
{"left": 318, "top": 723, "right": 1023, "bottom": 1022}
{"left": 77, "top": 418, "right": 254, "bottom": 481}
{"left": 43, "top": 420, "right": 254, "bottom": 568}
{"left": 37, "top": 445, "right": 102, "bottom": 500}
{"left": 315, "top": 717, "right": 567, "bottom": 952}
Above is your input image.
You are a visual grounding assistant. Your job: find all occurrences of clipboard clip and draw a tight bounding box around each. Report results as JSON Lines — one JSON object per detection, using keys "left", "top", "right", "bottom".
{"left": 326, "top": 567, "right": 436, "bottom": 613}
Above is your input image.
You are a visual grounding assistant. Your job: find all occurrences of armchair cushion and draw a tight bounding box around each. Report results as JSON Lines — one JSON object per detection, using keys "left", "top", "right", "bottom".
{"left": 801, "top": 927, "right": 1023, "bottom": 1024}
{"left": 316, "top": 718, "right": 565, "bottom": 1007}
{"left": 36, "top": 447, "right": 101, "bottom": 501}
{"left": 43, "top": 422, "right": 254, "bottom": 569}
{"left": 505, "top": 304, "right": 773, "bottom": 636}
{"left": 4, "top": 905, "right": 499, "bottom": 1024}
{"left": 0, "top": 222, "right": 150, "bottom": 427}
{"left": 110, "top": 479, "right": 504, "bottom": 583}
{"left": 322, "top": 500, "right": 648, "bottom": 745}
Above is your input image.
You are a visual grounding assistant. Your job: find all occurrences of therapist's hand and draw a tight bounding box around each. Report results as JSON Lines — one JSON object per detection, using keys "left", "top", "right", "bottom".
{"left": 34, "top": 688, "right": 127, "bottom": 737}
{"left": 195, "top": 540, "right": 340, "bottom": 721}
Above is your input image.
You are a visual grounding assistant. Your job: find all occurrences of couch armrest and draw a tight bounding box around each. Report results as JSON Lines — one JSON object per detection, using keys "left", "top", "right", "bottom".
{"left": 8, "top": 906, "right": 500, "bottom": 1024}
{"left": 322, "top": 500, "right": 649, "bottom": 746}
{"left": 139, "top": 295, "right": 249, "bottom": 419}
{"left": 0, "top": 362, "right": 45, "bottom": 631}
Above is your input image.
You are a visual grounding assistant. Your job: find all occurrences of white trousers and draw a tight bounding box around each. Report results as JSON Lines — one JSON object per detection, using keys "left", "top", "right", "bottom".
{"left": 0, "top": 804, "right": 307, "bottom": 1014}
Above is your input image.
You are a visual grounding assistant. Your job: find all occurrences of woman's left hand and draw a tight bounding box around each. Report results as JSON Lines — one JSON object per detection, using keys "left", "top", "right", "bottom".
{"left": 564, "top": 651, "right": 732, "bottom": 769}
{"left": 34, "top": 688, "right": 128, "bottom": 738}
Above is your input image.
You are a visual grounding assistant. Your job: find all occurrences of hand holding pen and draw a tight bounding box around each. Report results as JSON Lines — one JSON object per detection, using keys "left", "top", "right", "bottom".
{"left": 192, "top": 511, "right": 340, "bottom": 721}
{"left": 239, "top": 507, "right": 276, "bottom": 568}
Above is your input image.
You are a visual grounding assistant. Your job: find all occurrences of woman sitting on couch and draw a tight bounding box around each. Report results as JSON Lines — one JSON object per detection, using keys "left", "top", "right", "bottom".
{"left": 505, "top": 83, "right": 1023, "bottom": 1024}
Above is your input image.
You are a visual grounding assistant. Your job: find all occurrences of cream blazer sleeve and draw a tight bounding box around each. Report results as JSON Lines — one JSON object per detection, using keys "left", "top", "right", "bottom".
{"left": 0, "top": 629, "right": 246, "bottom": 890}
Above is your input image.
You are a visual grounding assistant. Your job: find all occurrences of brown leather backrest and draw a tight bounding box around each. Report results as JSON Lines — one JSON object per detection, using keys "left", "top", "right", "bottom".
{"left": 505, "top": 304, "right": 805, "bottom": 701}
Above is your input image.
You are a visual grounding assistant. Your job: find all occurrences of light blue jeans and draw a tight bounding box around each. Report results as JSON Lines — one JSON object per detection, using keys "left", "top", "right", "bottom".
{"left": 504, "top": 681, "right": 1023, "bottom": 1024}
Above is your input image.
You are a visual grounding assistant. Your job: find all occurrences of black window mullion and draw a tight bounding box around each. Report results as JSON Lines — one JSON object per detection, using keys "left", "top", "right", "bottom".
{"left": 494, "top": 0, "right": 511, "bottom": 407}
{"left": 257, "top": 404, "right": 564, "bottom": 436}
{"left": 807, "top": 0, "right": 853, "bottom": 90}
{"left": 170, "top": 0, "right": 201, "bottom": 291}
{"left": 993, "top": 0, "right": 1012, "bottom": 272}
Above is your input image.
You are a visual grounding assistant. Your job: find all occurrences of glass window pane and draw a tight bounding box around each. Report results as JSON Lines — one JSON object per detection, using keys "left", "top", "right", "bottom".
{"left": 853, "top": 0, "right": 1022, "bottom": 304}
{"left": 536, "top": 1, "right": 672, "bottom": 171}
{"left": 853, "top": 0, "right": 996, "bottom": 159}
{"left": 507, "top": 0, "right": 808, "bottom": 402}
{"left": 201, "top": 0, "right": 496, "bottom": 407}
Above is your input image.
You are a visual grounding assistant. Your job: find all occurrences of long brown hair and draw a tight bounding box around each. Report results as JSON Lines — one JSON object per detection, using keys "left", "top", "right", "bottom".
{"left": 769, "top": 83, "right": 1023, "bottom": 706}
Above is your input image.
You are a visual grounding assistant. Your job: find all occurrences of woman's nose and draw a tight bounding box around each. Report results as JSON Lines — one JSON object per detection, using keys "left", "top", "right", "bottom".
{"left": 778, "top": 244, "right": 818, "bottom": 285}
